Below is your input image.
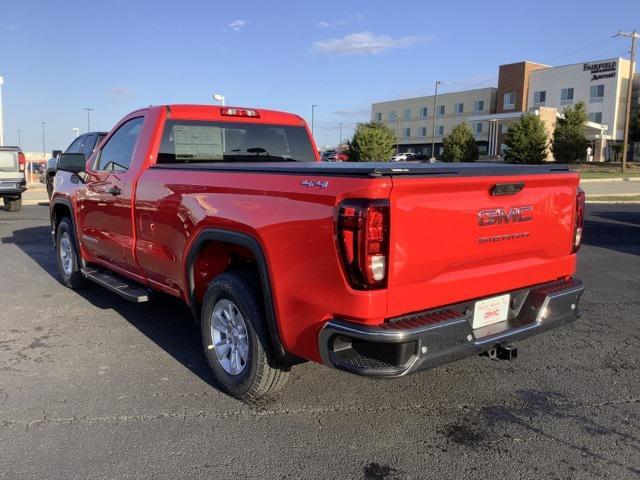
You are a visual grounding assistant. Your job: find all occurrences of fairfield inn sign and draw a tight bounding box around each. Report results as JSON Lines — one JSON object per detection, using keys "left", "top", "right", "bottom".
{"left": 583, "top": 61, "right": 617, "bottom": 81}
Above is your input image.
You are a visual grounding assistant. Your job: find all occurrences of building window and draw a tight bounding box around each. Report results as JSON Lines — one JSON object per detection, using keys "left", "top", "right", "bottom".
{"left": 403, "top": 127, "right": 411, "bottom": 138}
{"left": 474, "top": 100, "right": 484, "bottom": 112}
{"left": 437, "top": 125, "right": 444, "bottom": 136}
{"left": 420, "top": 107, "right": 428, "bottom": 117}
{"left": 503, "top": 92, "right": 515, "bottom": 110}
{"left": 560, "top": 88, "right": 574, "bottom": 105}
{"left": 403, "top": 108, "right": 411, "bottom": 120}
{"left": 420, "top": 127, "right": 427, "bottom": 137}
{"left": 375, "top": 112, "right": 382, "bottom": 121}
{"left": 388, "top": 111, "right": 397, "bottom": 121}
{"left": 437, "top": 105, "right": 445, "bottom": 116}
{"left": 454, "top": 103, "right": 464, "bottom": 114}
{"left": 475, "top": 122, "right": 483, "bottom": 134}
{"left": 590, "top": 85, "right": 605, "bottom": 103}
{"left": 533, "top": 91, "right": 546, "bottom": 107}
{"left": 501, "top": 124, "right": 509, "bottom": 134}
{"left": 588, "top": 112, "right": 603, "bottom": 124}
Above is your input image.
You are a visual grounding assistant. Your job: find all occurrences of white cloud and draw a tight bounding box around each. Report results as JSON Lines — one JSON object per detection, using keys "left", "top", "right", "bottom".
{"left": 313, "top": 31, "right": 421, "bottom": 55}
{"left": 316, "top": 19, "right": 347, "bottom": 28}
{"left": 228, "top": 19, "right": 247, "bottom": 31}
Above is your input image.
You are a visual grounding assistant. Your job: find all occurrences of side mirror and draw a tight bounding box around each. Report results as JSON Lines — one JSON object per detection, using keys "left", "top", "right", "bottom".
{"left": 57, "top": 153, "right": 86, "bottom": 174}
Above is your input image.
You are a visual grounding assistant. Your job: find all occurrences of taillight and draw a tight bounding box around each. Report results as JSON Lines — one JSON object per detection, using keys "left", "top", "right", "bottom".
{"left": 18, "top": 153, "right": 26, "bottom": 172}
{"left": 337, "top": 200, "right": 389, "bottom": 289}
{"left": 220, "top": 107, "right": 260, "bottom": 118}
{"left": 572, "top": 187, "right": 585, "bottom": 253}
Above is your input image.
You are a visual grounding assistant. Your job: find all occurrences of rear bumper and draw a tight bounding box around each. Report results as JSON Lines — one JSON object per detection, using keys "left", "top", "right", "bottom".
{"left": 318, "top": 278, "right": 584, "bottom": 377}
{"left": 0, "top": 179, "right": 27, "bottom": 196}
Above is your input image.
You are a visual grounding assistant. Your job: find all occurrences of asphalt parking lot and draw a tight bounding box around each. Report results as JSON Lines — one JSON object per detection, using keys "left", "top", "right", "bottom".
{"left": 1, "top": 204, "right": 639, "bottom": 480}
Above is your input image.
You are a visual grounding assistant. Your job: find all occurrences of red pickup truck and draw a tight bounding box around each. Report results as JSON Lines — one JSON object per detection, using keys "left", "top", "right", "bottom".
{"left": 50, "top": 105, "right": 585, "bottom": 401}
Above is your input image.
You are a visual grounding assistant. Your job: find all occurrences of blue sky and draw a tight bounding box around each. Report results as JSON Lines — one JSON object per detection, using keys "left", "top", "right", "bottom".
{"left": 0, "top": 0, "right": 637, "bottom": 152}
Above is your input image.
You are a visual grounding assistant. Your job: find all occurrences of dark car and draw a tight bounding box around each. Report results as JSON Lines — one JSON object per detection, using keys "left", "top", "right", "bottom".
{"left": 45, "top": 132, "right": 107, "bottom": 198}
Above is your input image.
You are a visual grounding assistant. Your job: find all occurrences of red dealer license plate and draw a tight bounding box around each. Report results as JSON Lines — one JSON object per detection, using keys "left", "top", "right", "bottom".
{"left": 472, "top": 294, "right": 510, "bottom": 329}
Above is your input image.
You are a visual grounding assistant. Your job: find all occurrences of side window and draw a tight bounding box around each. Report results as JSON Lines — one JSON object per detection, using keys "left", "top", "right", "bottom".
{"left": 82, "top": 135, "right": 96, "bottom": 157}
{"left": 95, "top": 118, "right": 144, "bottom": 172}
{"left": 65, "top": 137, "right": 85, "bottom": 153}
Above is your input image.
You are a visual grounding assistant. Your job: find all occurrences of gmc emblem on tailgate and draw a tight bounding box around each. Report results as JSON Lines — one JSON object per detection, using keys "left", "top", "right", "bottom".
{"left": 477, "top": 205, "right": 533, "bottom": 226}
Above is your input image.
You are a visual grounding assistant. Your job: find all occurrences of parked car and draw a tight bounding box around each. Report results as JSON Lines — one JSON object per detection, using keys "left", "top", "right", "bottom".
{"left": 321, "top": 150, "right": 338, "bottom": 162}
{"left": 0, "top": 146, "right": 27, "bottom": 212}
{"left": 391, "top": 153, "right": 414, "bottom": 162}
{"left": 51, "top": 104, "right": 585, "bottom": 401}
{"left": 45, "top": 132, "right": 107, "bottom": 198}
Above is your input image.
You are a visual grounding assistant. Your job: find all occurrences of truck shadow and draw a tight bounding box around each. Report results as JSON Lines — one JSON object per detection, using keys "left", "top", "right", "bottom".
{"left": 583, "top": 206, "right": 640, "bottom": 257}
{"left": 2, "top": 224, "right": 218, "bottom": 390}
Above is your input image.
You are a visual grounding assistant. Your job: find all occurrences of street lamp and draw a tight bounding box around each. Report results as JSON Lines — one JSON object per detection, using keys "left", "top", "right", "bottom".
{"left": 0, "top": 75, "right": 4, "bottom": 146}
{"left": 430, "top": 80, "right": 441, "bottom": 161}
{"left": 311, "top": 104, "right": 318, "bottom": 138}
{"left": 213, "top": 93, "right": 226, "bottom": 106}
{"left": 41, "top": 122, "right": 46, "bottom": 160}
{"left": 17, "top": 129, "right": 22, "bottom": 148}
{"left": 83, "top": 107, "right": 94, "bottom": 132}
{"left": 338, "top": 122, "right": 343, "bottom": 146}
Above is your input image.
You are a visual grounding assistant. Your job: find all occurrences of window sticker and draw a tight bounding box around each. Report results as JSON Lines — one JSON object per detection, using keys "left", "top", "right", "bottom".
{"left": 173, "top": 126, "right": 224, "bottom": 160}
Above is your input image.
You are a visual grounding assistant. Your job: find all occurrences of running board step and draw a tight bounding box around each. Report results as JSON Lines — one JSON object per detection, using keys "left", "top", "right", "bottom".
{"left": 82, "top": 267, "right": 150, "bottom": 303}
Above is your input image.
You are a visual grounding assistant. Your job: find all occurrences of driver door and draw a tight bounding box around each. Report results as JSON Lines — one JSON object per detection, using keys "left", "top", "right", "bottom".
{"left": 76, "top": 117, "right": 144, "bottom": 274}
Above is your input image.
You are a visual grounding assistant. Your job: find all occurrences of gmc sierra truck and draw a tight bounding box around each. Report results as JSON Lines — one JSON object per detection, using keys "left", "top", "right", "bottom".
{"left": 50, "top": 105, "right": 585, "bottom": 401}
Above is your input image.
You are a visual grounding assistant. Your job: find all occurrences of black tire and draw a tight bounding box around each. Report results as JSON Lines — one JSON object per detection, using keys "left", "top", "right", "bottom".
{"left": 201, "top": 271, "right": 288, "bottom": 401}
{"left": 55, "top": 217, "right": 87, "bottom": 289}
{"left": 3, "top": 196, "right": 21, "bottom": 212}
{"left": 46, "top": 175, "right": 54, "bottom": 199}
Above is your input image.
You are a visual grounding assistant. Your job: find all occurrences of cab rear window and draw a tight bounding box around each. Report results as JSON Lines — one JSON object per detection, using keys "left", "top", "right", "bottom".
{"left": 0, "top": 151, "right": 18, "bottom": 172}
{"left": 156, "top": 120, "right": 316, "bottom": 163}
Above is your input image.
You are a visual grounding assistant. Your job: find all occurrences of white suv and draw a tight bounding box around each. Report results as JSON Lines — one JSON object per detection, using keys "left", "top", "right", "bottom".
{"left": 0, "top": 147, "right": 27, "bottom": 212}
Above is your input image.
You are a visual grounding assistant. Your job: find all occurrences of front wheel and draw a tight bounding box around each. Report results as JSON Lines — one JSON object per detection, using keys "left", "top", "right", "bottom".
{"left": 201, "top": 271, "right": 289, "bottom": 401}
{"left": 55, "top": 218, "right": 87, "bottom": 289}
{"left": 3, "top": 196, "right": 21, "bottom": 212}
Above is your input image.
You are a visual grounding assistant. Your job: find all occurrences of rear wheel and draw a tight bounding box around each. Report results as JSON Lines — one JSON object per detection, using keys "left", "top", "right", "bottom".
{"left": 201, "top": 271, "right": 289, "bottom": 401}
{"left": 3, "top": 196, "right": 21, "bottom": 212}
{"left": 55, "top": 217, "right": 87, "bottom": 289}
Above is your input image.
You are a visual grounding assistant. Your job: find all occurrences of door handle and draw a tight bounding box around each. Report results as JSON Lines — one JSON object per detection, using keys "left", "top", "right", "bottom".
{"left": 108, "top": 186, "right": 122, "bottom": 196}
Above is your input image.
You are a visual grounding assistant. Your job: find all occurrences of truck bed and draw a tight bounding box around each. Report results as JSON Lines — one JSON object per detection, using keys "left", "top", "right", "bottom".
{"left": 151, "top": 161, "right": 573, "bottom": 177}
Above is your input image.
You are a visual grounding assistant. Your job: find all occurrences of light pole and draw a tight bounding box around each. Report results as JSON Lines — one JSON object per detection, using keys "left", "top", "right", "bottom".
{"left": 395, "top": 116, "right": 399, "bottom": 155}
{"left": 0, "top": 75, "right": 4, "bottom": 146}
{"left": 83, "top": 107, "right": 94, "bottom": 132}
{"left": 311, "top": 104, "right": 318, "bottom": 138}
{"left": 41, "top": 122, "right": 46, "bottom": 160}
{"left": 72, "top": 128, "right": 80, "bottom": 138}
{"left": 430, "top": 80, "right": 441, "bottom": 161}
{"left": 338, "top": 122, "right": 343, "bottom": 146}
{"left": 213, "top": 93, "right": 226, "bottom": 106}
{"left": 17, "top": 129, "right": 22, "bottom": 148}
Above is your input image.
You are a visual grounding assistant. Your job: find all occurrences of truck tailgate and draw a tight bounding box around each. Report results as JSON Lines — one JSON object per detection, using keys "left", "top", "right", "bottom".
{"left": 386, "top": 173, "right": 579, "bottom": 317}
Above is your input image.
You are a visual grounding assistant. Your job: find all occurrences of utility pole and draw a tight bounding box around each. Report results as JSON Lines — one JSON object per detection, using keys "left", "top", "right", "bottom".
{"left": 616, "top": 30, "right": 639, "bottom": 172}
{"left": 17, "top": 129, "right": 22, "bottom": 148}
{"left": 83, "top": 107, "right": 94, "bottom": 132}
{"left": 338, "top": 122, "right": 343, "bottom": 147}
{"left": 430, "top": 80, "right": 441, "bottom": 161}
{"left": 311, "top": 104, "right": 318, "bottom": 138}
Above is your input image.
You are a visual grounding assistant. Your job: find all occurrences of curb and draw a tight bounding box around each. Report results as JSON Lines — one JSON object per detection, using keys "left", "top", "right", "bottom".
{"left": 581, "top": 177, "right": 640, "bottom": 183}
{"left": 586, "top": 200, "right": 640, "bottom": 204}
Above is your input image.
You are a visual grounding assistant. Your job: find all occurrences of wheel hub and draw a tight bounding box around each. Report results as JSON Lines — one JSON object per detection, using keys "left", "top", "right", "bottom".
{"left": 210, "top": 299, "right": 249, "bottom": 375}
